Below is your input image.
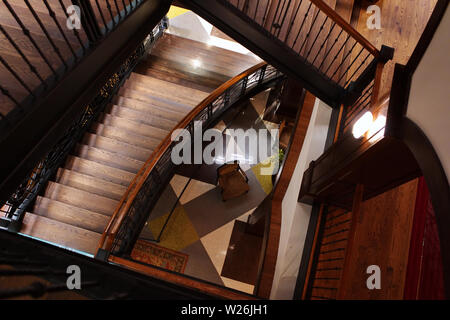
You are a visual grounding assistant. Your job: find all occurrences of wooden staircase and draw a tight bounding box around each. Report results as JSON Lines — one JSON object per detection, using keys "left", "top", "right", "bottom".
{"left": 18, "top": 33, "right": 259, "bottom": 256}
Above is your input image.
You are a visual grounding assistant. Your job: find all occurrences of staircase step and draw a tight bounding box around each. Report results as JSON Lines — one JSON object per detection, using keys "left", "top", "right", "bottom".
{"left": 105, "top": 105, "right": 177, "bottom": 132}
{"left": 82, "top": 132, "right": 151, "bottom": 162}
{"left": 98, "top": 113, "right": 169, "bottom": 140}
{"left": 21, "top": 213, "right": 101, "bottom": 256}
{"left": 55, "top": 168, "right": 126, "bottom": 201}
{"left": 118, "top": 87, "right": 194, "bottom": 114}
{"left": 128, "top": 72, "right": 208, "bottom": 102}
{"left": 90, "top": 122, "right": 161, "bottom": 151}
{"left": 33, "top": 196, "right": 110, "bottom": 234}
{"left": 74, "top": 144, "right": 144, "bottom": 174}
{"left": 65, "top": 156, "right": 134, "bottom": 187}
{"left": 43, "top": 182, "right": 118, "bottom": 216}
{"left": 113, "top": 95, "right": 186, "bottom": 121}
{"left": 123, "top": 78, "right": 206, "bottom": 107}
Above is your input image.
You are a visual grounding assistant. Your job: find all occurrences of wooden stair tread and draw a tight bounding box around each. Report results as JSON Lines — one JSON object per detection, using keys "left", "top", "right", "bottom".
{"left": 118, "top": 87, "right": 193, "bottom": 114}
{"left": 91, "top": 122, "right": 162, "bottom": 150}
{"left": 105, "top": 104, "right": 178, "bottom": 132}
{"left": 74, "top": 143, "right": 144, "bottom": 174}
{"left": 134, "top": 55, "right": 228, "bottom": 92}
{"left": 125, "top": 74, "right": 208, "bottom": 106}
{"left": 55, "top": 168, "right": 126, "bottom": 201}
{"left": 98, "top": 113, "right": 169, "bottom": 140}
{"left": 33, "top": 196, "right": 110, "bottom": 234}
{"left": 129, "top": 72, "right": 208, "bottom": 100}
{"left": 44, "top": 182, "right": 119, "bottom": 216}
{"left": 21, "top": 213, "right": 101, "bottom": 256}
{"left": 82, "top": 132, "right": 151, "bottom": 162}
{"left": 64, "top": 156, "right": 134, "bottom": 187}
{"left": 152, "top": 34, "right": 260, "bottom": 74}
{"left": 113, "top": 95, "right": 186, "bottom": 121}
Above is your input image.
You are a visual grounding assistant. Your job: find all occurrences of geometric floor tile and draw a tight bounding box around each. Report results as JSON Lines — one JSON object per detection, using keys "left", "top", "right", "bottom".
{"left": 221, "top": 276, "right": 255, "bottom": 295}
{"left": 147, "top": 205, "right": 199, "bottom": 251}
{"left": 200, "top": 219, "right": 235, "bottom": 275}
{"left": 179, "top": 179, "right": 216, "bottom": 205}
{"left": 181, "top": 241, "right": 224, "bottom": 286}
{"left": 251, "top": 159, "right": 276, "bottom": 195}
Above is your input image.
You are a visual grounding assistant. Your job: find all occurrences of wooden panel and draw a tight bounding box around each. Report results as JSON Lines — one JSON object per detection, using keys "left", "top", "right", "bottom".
{"left": 338, "top": 179, "right": 419, "bottom": 299}
{"left": 306, "top": 205, "right": 352, "bottom": 300}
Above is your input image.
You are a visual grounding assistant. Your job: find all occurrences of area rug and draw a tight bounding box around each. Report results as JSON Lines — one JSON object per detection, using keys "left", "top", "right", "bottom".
{"left": 131, "top": 240, "right": 189, "bottom": 273}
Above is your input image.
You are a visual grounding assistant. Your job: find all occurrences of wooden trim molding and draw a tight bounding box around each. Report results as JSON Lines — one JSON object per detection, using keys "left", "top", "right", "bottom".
{"left": 109, "top": 255, "right": 256, "bottom": 300}
{"left": 256, "top": 91, "right": 316, "bottom": 298}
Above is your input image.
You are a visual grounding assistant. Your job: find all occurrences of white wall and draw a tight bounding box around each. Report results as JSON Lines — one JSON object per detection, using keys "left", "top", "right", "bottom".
{"left": 407, "top": 6, "right": 450, "bottom": 182}
{"left": 270, "top": 99, "right": 332, "bottom": 299}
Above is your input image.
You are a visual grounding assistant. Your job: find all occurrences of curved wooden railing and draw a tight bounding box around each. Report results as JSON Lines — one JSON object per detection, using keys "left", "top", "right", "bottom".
{"left": 97, "top": 61, "right": 284, "bottom": 255}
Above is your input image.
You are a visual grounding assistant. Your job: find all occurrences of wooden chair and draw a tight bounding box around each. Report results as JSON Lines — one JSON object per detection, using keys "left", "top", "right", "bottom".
{"left": 217, "top": 161, "right": 250, "bottom": 201}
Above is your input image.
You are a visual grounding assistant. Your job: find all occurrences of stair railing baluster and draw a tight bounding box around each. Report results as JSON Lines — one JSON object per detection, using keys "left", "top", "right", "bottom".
{"left": 322, "top": 33, "right": 351, "bottom": 75}
{"left": 284, "top": 0, "right": 303, "bottom": 42}
{"left": 122, "top": 0, "right": 129, "bottom": 15}
{"left": 0, "top": 25, "right": 47, "bottom": 87}
{"left": 0, "top": 85, "right": 21, "bottom": 110}
{"left": 93, "top": 0, "right": 109, "bottom": 32}
{"left": 311, "top": 21, "right": 335, "bottom": 66}
{"left": 329, "top": 40, "right": 358, "bottom": 81}
{"left": 298, "top": 7, "right": 321, "bottom": 55}
{"left": 305, "top": 14, "right": 328, "bottom": 60}
{"left": 23, "top": 0, "right": 68, "bottom": 70}
{"left": 0, "top": 55, "right": 35, "bottom": 97}
{"left": 253, "top": 0, "right": 260, "bottom": 21}
{"left": 343, "top": 52, "right": 372, "bottom": 88}
{"left": 292, "top": 2, "right": 313, "bottom": 48}
{"left": 317, "top": 28, "right": 343, "bottom": 71}
{"left": 275, "top": 0, "right": 292, "bottom": 38}
{"left": 3, "top": 0, "right": 57, "bottom": 76}
{"left": 105, "top": 0, "right": 117, "bottom": 27}
{"left": 335, "top": 45, "right": 364, "bottom": 84}
{"left": 270, "top": 0, "right": 285, "bottom": 34}
{"left": 113, "top": 0, "right": 123, "bottom": 20}
{"left": 43, "top": 0, "right": 78, "bottom": 62}
{"left": 58, "top": 0, "right": 87, "bottom": 54}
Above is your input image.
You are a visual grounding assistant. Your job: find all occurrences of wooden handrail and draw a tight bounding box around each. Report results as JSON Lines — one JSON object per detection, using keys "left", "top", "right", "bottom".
{"left": 109, "top": 255, "right": 257, "bottom": 300}
{"left": 309, "top": 0, "right": 380, "bottom": 58}
{"left": 97, "top": 61, "right": 269, "bottom": 253}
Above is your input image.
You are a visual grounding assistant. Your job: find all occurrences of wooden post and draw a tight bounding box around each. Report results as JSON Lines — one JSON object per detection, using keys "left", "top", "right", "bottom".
{"left": 301, "top": 204, "right": 325, "bottom": 299}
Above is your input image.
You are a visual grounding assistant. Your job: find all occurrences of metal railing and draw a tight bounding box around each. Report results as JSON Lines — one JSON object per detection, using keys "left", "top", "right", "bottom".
{"left": 0, "top": 0, "right": 146, "bottom": 133}
{"left": 0, "top": 17, "right": 167, "bottom": 231}
{"left": 98, "top": 62, "right": 284, "bottom": 256}
{"left": 221, "top": 0, "right": 381, "bottom": 92}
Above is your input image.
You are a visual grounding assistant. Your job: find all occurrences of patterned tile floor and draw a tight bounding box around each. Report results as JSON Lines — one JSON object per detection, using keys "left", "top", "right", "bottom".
{"left": 136, "top": 89, "right": 281, "bottom": 294}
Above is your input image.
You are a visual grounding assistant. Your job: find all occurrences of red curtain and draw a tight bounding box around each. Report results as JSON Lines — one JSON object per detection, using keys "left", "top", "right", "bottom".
{"left": 404, "top": 177, "right": 445, "bottom": 299}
